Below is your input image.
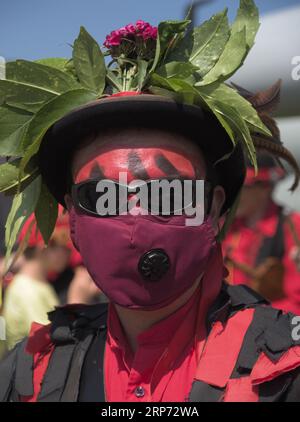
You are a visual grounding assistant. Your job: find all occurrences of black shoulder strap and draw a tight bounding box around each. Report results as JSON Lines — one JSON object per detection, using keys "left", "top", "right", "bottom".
{"left": 256, "top": 209, "right": 285, "bottom": 266}
{"left": 36, "top": 303, "right": 108, "bottom": 402}
{"left": 0, "top": 344, "right": 19, "bottom": 402}
{"left": 77, "top": 328, "right": 107, "bottom": 402}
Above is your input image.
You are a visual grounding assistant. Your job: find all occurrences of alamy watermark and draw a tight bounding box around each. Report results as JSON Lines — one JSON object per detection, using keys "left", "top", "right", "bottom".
{"left": 292, "top": 316, "right": 300, "bottom": 341}
{"left": 80, "top": 172, "right": 206, "bottom": 227}
{"left": 0, "top": 56, "right": 6, "bottom": 80}
{"left": 292, "top": 56, "right": 300, "bottom": 81}
{"left": 0, "top": 317, "right": 6, "bottom": 341}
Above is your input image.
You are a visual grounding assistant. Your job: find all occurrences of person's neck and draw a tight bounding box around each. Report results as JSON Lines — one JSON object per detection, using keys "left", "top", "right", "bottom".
{"left": 114, "top": 276, "right": 202, "bottom": 354}
{"left": 20, "top": 260, "right": 48, "bottom": 282}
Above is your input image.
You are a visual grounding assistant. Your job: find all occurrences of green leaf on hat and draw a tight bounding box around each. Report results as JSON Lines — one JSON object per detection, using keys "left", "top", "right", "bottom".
{"left": 168, "top": 9, "right": 230, "bottom": 78}
{"left": 35, "top": 182, "right": 59, "bottom": 245}
{"left": 151, "top": 20, "right": 191, "bottom": 73}
{"left": 35, "top": 58, "right": 70, "bottom": 71}
{"left": 156, "top": 61, "right": 198, "bottom": 80}
{"left": 106, "top": 70, "right": 123, "bottom": 92}
{"left": 0, "top": 105, "right": 33, "bottom": 156}
{"left": 73, "top": 26, "right": 106, "bottom": 95}
{"left": 197, "top": 27, "right": 248, "bottom": 86}
{"left": 198, "top": 83, "right": 272, "bottom": 137}
{"left": 0, "top": 158, "right": 39, "bottom": 194}
{"left": 0, "top": 79, "right": 57, "bottom": 113}
{"left": 206, "top": 98, "right": 257, "bottom": 169}
{"left": 231, "top": 0, "right": 260, "bottom": 49}
{"left": 136, "top": 60, "right": 149, "bottom": 91}
{"left": 7, "top": 60, "right": 80, "bottom": 94}
{"left": 5, "top": 175, "right": 41, "bottom": 262}
{"left": 19, "top": 88, "right": 98, "bottom": 173}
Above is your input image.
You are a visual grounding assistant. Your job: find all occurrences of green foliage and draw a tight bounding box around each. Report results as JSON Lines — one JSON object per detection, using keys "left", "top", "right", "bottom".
{"left": 168, "top": 9, "right": 230, "bottom": 78}
{"left": 73, "top": 26, "right": 106, "bottom": 95}
{"left": 35, "top": 182, "right": 59, "bottom": 245}
{"left": 5, "top": 176, "right": 41, "bottom": 261}
{"left": 0, "top": 0, "right": 272, "bottom": 250}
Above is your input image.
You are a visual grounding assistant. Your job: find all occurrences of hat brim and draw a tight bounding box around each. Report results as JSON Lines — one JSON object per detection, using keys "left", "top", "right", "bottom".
{"left": 38, "top": 94, "right": 246, "bottom": 212}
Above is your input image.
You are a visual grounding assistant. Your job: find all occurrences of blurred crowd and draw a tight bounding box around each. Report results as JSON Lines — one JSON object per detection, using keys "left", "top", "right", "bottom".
{"left": 0, "top": 206, "right": 106, "bottom": 359}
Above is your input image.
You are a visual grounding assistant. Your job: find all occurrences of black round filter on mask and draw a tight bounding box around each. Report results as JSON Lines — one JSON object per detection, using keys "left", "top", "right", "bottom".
{"left": 138, "top": 249, "right": 170, "bottom": 282}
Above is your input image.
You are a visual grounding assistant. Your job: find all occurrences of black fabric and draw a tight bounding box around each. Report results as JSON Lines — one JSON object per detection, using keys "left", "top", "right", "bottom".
{"left": 37, "top": 303, "right": 108, "bottom": 402}
{"left": 14, "top": 338, "right": 34, "bottom": 397}
{"left": 0, "top": 342, "right": 19, "bottom": 401}
{"left": 189, "top": 380, "right": 224, "bottom": 402}
{"left": 38, "top": 95, "right": 246, "bottom": 213}
{"left": 281, "top": 367, "right": 300, "bottom": 402}
{"left": 78, "top": 328, "right": 107, "bottom": 402}
{"left": 60, "top": 333, "right": 95, "bottom": 402}
{"left": 259, "top": 372, "right": 294, "bottom": 402}
{"left": 37, "top": 343, "right": 77, "bottom": 402}
{"left": 255, "top": 209, "right": 285, "bottom": 266}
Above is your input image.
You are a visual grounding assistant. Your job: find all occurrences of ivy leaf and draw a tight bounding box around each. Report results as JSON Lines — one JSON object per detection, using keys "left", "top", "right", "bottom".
{"left": 231, "top": 0, "right": 260, "bottom": 49}
{"left": 35, "top": 182, "right": 59, "bottom": 245}
{"left": 168, "top": 9, "right": 230, "bottom": 78}
{"left": 73, "top": 26, "right": 106, "bottom": 95}
{"left": 0, "top": 104, "right": 33, "bottom": 156}
{"left": 0, "top": 158, "right": 38, "bottom": 194}
{"left": 197, "top": 28, "right": 247, "bottom": 86}
{"left": 20, "top": 88, "right": 98, "bottom": 172}
{"left": 151, "top": 20, "right": 191, "bottom": 73}
{"left": 7, "top": 60, "right": 79, "bottom": 94}
{"left": 5, "top": 175, "right": 41, "bottom": 261}
{"left": 198, "top": 83, "right": 272, "bottom": 137}
{"left": 155, "top": 61, "right": 198, "bottom": 80}
{"left": 0, "top": 79, "right": 57, "bottom": 113}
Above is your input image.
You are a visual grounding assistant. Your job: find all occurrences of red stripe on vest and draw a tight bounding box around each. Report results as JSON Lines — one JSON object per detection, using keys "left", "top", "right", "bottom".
{"left": 195, "top": 308, "right": 255, "bottom": 388}
{"left": 223, "top": 377, "right": 259, "bottom": 402}
{"left": 251, "top": 346, "right": 300, "bottom": 385}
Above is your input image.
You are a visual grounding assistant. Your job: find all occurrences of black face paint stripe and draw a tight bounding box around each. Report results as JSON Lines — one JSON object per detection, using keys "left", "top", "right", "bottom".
{"left": 154, "top": 153, "right": 182, "bottom": 177}
{"left": 89, "top": 163, "right": 106, "bottom": 179}
{"left": 127, "top": 151, "right": 150, "bottom": 180}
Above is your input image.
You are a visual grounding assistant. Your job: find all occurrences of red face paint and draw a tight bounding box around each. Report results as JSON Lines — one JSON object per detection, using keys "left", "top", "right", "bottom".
{"left": 75, "top": 148, "right": 206, "bottom": 183}
{"left": 69, "top": 138, "right": 216, "bottom": 310}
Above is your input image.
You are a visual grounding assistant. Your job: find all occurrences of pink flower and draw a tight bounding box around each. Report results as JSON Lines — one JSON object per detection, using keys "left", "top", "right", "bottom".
{"left": 103, "top": 20, "right": 158, "bottom": 51}
{"left": 125, "top": 24, "right": 136, "bottom": 35}
{"left": 135, "top": 20, "right": 151, "bottom": 32}
{"left": 142, "top": 26, "right": 158, "bottom": 40}
{"left": 104, "top": 30, "right": 122, "bottom": 47}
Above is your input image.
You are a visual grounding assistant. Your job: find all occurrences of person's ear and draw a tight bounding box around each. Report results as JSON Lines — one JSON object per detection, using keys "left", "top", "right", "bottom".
{"left": 64, "top": 193, "right": 74, "bottom": 212}
{"left": 209, "top": 185, "right": 225, "bottom": 235}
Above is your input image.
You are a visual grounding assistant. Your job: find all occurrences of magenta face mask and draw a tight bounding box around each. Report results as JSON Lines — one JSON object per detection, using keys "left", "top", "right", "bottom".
{"left": 69, "top": 208, "right": 218, "bottom": 310}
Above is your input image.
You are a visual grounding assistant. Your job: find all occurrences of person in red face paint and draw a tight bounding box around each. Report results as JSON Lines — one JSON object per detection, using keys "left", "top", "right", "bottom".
{"left": 1, "top": 91, "right": 300, "bottom": 402}
{"left": 2, "top": 11, "right": 300, "bottom": 402}
{"left": 223, "top": 152, "right": 300, "bottom": 314}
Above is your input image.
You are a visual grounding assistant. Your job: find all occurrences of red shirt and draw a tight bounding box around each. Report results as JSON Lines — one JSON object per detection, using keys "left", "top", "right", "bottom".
{"left": 104, "top": 283, "right": 206, "bottom": 402}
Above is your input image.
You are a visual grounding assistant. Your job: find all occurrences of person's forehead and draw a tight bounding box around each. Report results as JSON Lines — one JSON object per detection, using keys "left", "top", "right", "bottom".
{"left": 72, "top": 127, "right": 207, "bottom": 182}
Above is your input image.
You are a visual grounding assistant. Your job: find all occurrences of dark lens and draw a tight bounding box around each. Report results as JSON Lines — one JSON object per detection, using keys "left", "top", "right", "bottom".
{"left": 77, "top": 181, "right": 99, "bottom": 213}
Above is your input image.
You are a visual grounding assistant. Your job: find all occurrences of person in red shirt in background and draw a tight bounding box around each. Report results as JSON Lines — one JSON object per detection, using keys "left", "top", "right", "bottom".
{"left": 222, "top": 85, "right": 300, "bottom": 314}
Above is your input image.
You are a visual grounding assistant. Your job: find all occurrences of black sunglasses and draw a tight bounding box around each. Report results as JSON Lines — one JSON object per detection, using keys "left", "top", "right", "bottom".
{"left": 71, "top": 178, "right": 213, "bottom": 217}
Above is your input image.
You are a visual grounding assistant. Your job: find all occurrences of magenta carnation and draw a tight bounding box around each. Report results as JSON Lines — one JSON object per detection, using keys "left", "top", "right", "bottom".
{"left": 104, "top": 20, "right": 157, "bottom": 49}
